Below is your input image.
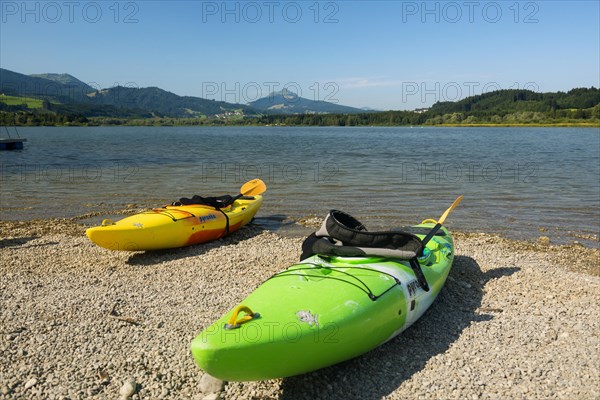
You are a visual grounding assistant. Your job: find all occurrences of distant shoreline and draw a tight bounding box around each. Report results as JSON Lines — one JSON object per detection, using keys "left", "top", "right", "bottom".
{"left": 4, "top": 121, "right": 600, "bottom": 128}
{"left": 434, "top": 122, "right": 600, "bottom": 128}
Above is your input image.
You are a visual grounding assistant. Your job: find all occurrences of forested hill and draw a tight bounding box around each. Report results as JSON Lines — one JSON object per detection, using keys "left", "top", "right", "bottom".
{"left": 252, "top": 88, "right": 600, "bottom": 127}
{"left": 87, "top": 86, "right": 255, "bottom": 117}
{"left": 0, "top": 68, "right": 254, "bottom": 117}
{"left": 429, "top": 88, "right": 600, "bottom": 115}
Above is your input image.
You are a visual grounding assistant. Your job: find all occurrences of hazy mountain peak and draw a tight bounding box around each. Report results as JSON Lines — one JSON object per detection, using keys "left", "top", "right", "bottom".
{"left": 29, "top": 73, "right": 93, "bottom": 92}
{"left": 250, "top": 89, "right": 363, "bottom": 114}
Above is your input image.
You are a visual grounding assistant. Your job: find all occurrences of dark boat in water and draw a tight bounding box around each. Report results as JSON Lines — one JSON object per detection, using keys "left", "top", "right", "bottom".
{"left": 0, "top": 127, "right": 26, "bottom": 150}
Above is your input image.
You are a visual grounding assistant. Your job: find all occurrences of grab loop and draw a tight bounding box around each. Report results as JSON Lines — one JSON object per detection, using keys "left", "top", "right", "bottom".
{"left": 224, "top": 305, "right": 260, "bottom": 330}
{"left": 101, "top": 219, "right": 115, "bottom": 226}
{"left": 421, "top": 219, "right": 438, "bottom": 224}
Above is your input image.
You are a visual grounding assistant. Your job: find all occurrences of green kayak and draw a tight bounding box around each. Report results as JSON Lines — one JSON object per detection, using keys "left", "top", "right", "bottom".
{"left": 191, "top": 201, "right": 460, "bottom": 381}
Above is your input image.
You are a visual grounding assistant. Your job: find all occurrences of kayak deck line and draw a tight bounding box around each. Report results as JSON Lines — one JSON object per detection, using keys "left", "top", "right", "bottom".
{"left": 143, "top": 208, "right": 197, "bottom": 222}
{"left": 269, "top": 261, "right": 402, "bottom": 301}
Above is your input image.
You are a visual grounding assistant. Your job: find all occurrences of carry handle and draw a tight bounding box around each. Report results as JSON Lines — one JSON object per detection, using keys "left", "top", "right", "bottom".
{"left": 224, "top": 305, "right": 260, "bottom": 330}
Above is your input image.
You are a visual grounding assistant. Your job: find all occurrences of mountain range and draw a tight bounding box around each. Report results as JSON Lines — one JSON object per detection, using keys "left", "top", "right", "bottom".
{"left": 2, "top": 68, "right": 598, "bottom": 126}
{"left": 0, "top": 68, "right": 364, "bottom": 117}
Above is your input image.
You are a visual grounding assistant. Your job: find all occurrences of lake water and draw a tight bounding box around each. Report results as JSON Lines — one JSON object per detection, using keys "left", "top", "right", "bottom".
{"left": 1, "top": 126, "right": 599, "bottom": 246}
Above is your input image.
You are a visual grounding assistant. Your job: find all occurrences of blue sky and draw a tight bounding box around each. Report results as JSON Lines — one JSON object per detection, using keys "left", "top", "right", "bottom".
{"left": 1, "top": 0, "right": 599, "bottom": 110}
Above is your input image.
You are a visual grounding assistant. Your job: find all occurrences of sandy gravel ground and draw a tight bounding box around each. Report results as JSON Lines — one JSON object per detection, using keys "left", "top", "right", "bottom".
{"left": 0, "top": 219, "right": 598, "bottom": 400}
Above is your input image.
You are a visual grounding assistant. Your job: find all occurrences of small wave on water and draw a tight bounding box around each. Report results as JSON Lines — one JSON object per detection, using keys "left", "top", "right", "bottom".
{"left": 1, "top": 126, "right": 598, "bottom": 247}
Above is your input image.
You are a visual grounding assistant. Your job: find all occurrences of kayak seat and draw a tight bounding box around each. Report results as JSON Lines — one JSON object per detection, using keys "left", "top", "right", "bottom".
{"left": 301, "top": 210, "right": 431, "bottom": 292}
{"left": 301, "top": 210, "right": 423, "bottom": 261}
{"left": 172, "top": 194, "right": 234, "bottom": 208}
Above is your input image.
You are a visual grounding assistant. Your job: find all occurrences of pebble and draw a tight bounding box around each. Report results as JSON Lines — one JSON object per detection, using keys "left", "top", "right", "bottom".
{"left": 0, "top": 219, "right": 598, "bottom": 399}
{"left": 199, "top": 374, "right": 224, "bottom": 394}
{"left": 118, "top": 378, "right": 136, "bottom": 399}
{"left": 24, "top": 378, "right": 37, "bottom": 390}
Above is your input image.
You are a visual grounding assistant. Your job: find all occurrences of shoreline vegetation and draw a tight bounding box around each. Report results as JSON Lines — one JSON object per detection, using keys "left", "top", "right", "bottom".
{"left": 2, "top": 108, "right": 599, "bottom": 128}
{"left": 2, "top": 114, "right": 599, "bottom": 128}
{"left": 0, "top": 116, "right": 600, "bottom": 128}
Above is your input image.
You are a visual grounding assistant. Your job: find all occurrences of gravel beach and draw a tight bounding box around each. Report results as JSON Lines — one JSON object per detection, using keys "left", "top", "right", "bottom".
{"left": 0, "top": 218, "right": 598, "bottom": 399}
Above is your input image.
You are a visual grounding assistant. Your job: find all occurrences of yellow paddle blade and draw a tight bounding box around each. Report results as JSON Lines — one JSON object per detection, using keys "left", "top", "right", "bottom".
{"left": 240, "top": 178, "right": 267, "bottom": 196}
{"left": 438, "top": 195, "right": 463, "bottom": 225}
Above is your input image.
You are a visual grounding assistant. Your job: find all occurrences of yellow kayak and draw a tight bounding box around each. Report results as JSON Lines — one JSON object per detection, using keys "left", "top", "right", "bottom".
{"left": 86, "top": 180, "right": 265, "bottom": 251}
